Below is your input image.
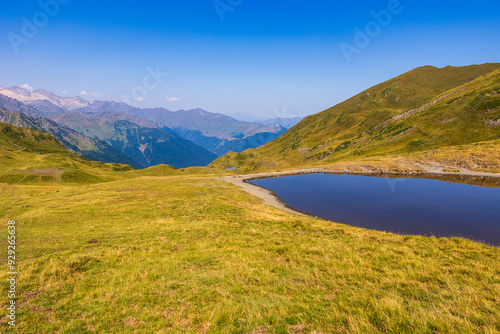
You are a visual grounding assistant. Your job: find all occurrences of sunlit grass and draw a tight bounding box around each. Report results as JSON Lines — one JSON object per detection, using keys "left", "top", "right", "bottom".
{"left": 1, "top": 176, "right": 499, "bottom": 333}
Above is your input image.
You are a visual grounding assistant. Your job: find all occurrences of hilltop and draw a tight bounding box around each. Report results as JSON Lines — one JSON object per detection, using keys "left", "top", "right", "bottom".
{"left": 212, "top": 64, "right": 500, "bottom": 172}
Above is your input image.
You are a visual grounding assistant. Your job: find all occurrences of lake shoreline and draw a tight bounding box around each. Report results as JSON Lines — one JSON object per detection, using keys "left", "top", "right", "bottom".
{"left": 219, "top": 164, "right": 500, "bottom": 217}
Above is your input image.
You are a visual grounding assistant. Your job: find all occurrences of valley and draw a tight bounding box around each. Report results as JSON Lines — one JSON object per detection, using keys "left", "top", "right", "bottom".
{"left": 0, "top": 86, "right": 288, "bottom": 166}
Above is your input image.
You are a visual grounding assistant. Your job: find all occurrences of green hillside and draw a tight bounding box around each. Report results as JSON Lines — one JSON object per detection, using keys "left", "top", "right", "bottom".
{"left": 212, "top": 64, "right": 500, "bottom": 172}
{"left": 0, "top": 121, "right": 70, "bottom": 155}
{"left": 0, "top": 122, "right": 179, "bottom": 184}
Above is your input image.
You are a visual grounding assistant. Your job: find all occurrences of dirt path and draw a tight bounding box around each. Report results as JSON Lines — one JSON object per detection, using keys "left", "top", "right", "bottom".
{"left": 218, "top": 164, "right": 500, "bottom": 215}
{"left": 219, "top": 175, "right": 308, "bottom": 216}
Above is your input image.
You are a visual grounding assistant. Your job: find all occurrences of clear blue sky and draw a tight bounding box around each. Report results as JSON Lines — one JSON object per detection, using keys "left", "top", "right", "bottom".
{"left": 1, "top": 0, "right": 499, "bottom": 119}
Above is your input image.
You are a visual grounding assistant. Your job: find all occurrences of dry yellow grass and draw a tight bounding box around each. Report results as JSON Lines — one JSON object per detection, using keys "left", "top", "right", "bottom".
{"left": 0, "top": 175, "right": 499, "bottom": 333}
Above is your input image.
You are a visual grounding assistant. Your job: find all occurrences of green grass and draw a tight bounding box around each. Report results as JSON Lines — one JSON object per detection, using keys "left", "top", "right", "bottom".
{"left": 0, "top": 176, "right": 499, "bottom": 333}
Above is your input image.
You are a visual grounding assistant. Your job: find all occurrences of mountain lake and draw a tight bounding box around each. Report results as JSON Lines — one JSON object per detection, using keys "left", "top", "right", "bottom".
{"left": 249, "top": 173, "right": 500, "bottom": 246}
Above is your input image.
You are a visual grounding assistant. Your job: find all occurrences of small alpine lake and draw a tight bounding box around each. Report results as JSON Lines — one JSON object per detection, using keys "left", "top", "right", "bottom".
{"left": 249, "top": 173, "right": 500, "bottom": 246}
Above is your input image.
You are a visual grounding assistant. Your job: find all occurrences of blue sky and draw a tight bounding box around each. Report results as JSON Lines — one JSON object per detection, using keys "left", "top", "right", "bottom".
{"left": 1, "top": 0, "right": 499, "bottom": 119}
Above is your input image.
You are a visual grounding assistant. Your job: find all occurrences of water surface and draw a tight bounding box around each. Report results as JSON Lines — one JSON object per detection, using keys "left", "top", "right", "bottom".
{"left": 250, "top": 173, "right": 500, "bottom": 246}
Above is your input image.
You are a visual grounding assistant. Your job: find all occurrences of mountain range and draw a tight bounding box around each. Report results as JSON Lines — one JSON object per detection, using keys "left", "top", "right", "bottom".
{"left": 50, "top": 110, "right": 217, "bottom": 169}
{"left": 0, "top": 85, "right": 296, "bottom": 168}
{"left": 0, "top": 86, "right": 89, "bottom": 112}
{"left": 0, "top": 107, "right": 141, "bottom": 168}
{"left": 5, "top": 63, "right": 498, "bottom": 174}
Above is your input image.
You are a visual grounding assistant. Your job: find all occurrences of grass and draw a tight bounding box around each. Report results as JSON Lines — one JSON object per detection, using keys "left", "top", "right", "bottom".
{"left": 0, "top": 176, "right": 499, "bottom": 333}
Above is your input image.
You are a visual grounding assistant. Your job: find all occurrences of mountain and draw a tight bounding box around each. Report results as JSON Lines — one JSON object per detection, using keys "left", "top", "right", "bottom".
{"left": 0, "top": 86, "right": 89, "bottom": 112}
{"left": 171, "top": 126, "right": 287, "bottom": 156}
{"left": 79, "top": 104, "right": 287, "bottom": 155}
{"left": 0, "top": 121, "right": 137, "bottom": 184}
{"left": 132, "top": 108, "right": 283, "bottom": 140}
{"left": 50, "top": 109, "right": 159, "bottom": 133}
{"left": 0, "top": 120, "right": 73, "bottom": 156}
{"left": 0, "top": 93, "right": 43, "bottom": 118}
{"left": 0, "top": 94, "right": 143, "bottom": 168}
{"left": 0, "top": 107, "right": 142, "bottom": 168}
{"left": 51, "top": 111, "right": 217, "bottom": 168}
{"left": 0, "top": 90, "right": 219, "bottom": 168}
{"left": 0, "top": 121, "right": 183, "bottom": 184}
{"left": 70, "top": 99, "right": 288, "bottom": 156}
{"left": 127, "top": 108, "right": 285, "bottom": 155}
{"left": 19, "top": 99, "right": 68, "bottom": 116}
{"left": 74, "top": 100, "right": 138, "bottom": 114}
{"left": 212, "top": 63, "right": 500, "bottom": 171}
{"left": 0, "top": 85, "right": 290, "bottom": 156}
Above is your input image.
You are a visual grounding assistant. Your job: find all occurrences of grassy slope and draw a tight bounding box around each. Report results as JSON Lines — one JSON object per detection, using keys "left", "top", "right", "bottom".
{"left": 322, "top": 69, "right": 500, "bottom": 160}
{"left": 0, "top": 122, "right": 180, "bottom": 184}
{"left": 211, "top": 64, "right": 500, "bottom": 172}
{"left": 0, "top": 176, "right": 498, "bottom": 333}
{"left": 423, "top": 139, "right": 500, "bottom": 173}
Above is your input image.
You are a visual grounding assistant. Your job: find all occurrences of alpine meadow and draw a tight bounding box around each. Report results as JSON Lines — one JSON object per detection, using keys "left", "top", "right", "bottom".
{"left": 1, "top": 1, "right": 500, "bottom": 333}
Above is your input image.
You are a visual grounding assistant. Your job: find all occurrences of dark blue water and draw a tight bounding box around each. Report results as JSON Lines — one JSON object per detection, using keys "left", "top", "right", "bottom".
{"left": 250, "top": 174, "right": 500, "bottom": 246}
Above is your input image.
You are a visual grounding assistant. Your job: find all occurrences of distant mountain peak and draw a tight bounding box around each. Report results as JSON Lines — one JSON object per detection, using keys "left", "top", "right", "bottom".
{"left": 195, "top": 109, "right": 208, "bottom": 116}
{"left": 0, "top": 85, "right": 90, "bottom": 112}
{"left": 5, "top": 85, "right": 32, "bottom": 97}
{"left": 33, "top": 88, "right": 56, "bottom": 97}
